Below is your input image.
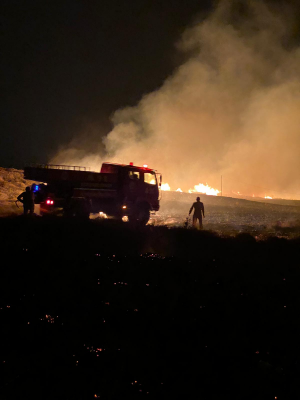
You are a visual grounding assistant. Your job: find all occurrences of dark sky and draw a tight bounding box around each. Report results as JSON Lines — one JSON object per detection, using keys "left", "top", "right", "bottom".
{"left": 1, "top": 0, "right": 212, "bottom": 168}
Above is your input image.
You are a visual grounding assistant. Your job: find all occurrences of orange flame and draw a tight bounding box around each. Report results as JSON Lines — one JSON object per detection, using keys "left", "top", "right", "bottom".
{"left": 189, "top": 183, "right": 220, "bottom": 196}
{"left": 161, "top": 183, "right": 171, "bottom": 191}
{"left": 161, "top": 182, "right": 220, "bottom": 195}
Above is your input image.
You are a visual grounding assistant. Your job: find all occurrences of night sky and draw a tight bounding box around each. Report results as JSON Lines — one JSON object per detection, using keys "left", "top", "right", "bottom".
{"left": 1, "top": 0, "right": 212, "bottom": 168}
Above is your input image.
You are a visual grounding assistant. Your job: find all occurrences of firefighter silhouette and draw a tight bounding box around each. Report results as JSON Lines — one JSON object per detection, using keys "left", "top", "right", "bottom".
{"left": 189, "top": 196, "right": 205, "bottom": 229}
{"left": 17, "top": 186, "right": 35, "bottom": 215}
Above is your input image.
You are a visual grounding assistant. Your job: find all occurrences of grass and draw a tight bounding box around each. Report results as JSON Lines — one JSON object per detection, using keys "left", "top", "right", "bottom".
{"left": 0, "top": 217, "right": 300, "bottom": 399}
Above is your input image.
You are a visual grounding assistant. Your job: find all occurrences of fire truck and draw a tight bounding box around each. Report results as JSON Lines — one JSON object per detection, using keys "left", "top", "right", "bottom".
{"left": 24, "top": 162, "right": 162, "bottom": 224}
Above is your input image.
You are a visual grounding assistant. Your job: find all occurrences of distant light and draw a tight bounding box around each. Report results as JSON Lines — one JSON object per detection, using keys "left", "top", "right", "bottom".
{"left": 143, "top": 164, "right": 148, "bottom": 168}
{"left": 129, "top": 162, "right": 133, "bottom": 166}
{"left": 122, "top": 205, "right": 127, "bottom": 209}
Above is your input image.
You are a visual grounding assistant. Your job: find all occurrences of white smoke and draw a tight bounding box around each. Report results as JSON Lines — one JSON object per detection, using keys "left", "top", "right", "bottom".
{"left": 52, "top": 1, "right": 300, "bottom": 199}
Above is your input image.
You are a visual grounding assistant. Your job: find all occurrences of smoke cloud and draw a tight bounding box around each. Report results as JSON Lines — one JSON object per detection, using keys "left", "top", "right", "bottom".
{"left": 52, "top": 1, "right": 300, "bottom": 199}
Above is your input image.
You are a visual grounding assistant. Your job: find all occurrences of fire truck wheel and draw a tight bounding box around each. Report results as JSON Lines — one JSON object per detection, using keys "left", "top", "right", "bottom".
{"left": 63, "top": 200, "right": 90, "bottom": 219}
{"left": 135, "top": 205, "right": 150, "bottom": 225}
{"left": 76, "top": 203, "right": 90, "bottom": 219}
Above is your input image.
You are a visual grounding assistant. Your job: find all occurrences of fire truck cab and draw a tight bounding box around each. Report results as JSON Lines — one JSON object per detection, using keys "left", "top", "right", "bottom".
{"left": 24, "top": 162, "right": 162, "bottom": 225}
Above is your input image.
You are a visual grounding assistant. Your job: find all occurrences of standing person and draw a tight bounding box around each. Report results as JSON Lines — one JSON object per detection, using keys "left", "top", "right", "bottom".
{"left": 17, "top": 186, "right": 35, "bottom": 215}
{"left": 189, "top": 196, "right": 205, "bottom": 229}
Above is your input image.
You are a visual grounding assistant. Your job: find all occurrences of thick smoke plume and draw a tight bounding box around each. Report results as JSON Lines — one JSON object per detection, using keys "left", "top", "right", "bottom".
{"left": 52, "top": 1, "right": 300, "bottom": 199}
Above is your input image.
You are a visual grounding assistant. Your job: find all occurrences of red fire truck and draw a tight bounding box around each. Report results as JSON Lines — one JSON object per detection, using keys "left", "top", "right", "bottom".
{"left": 24, "top": 162, "right": 162, "bottom": 224}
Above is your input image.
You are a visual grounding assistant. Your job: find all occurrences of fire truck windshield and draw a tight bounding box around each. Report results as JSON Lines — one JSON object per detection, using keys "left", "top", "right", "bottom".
{"left": 144, "top": 172, "right": 156, "bottom": 185}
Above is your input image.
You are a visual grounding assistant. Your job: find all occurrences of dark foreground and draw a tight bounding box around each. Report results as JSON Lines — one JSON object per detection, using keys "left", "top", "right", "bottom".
{"left": 1, "top": 217, "right": 300, "bottom": 399}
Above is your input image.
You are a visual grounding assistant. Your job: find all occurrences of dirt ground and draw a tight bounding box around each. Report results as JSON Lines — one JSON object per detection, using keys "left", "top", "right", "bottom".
{"left": 152, "top": 191, "right": 300, "bottom": 239}
{"left": 0, "top": 216, "right": 300, "bottom": 399}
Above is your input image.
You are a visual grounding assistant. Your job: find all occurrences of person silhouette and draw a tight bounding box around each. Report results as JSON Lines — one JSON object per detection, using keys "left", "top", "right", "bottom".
{"left": 17, "top": 186, "right": 35, "bottom": 215}
{"left": 189, "top": 196, "right": 205, "bottom": 229}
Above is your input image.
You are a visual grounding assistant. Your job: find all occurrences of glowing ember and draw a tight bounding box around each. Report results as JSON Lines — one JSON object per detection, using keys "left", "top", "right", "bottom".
{"left": 161, "top": 183, "right": 170, "bottom": 191}
{"left": 264, "top": 196, "right": 272, "bottom": 199}
{"left": 189, "top": 183, "right": 220, "bottom": 196}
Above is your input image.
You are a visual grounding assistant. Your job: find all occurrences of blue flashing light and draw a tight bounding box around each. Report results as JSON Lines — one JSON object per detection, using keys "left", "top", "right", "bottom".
{"left": 33, "top": 185, "right": 39, "bottom": 192}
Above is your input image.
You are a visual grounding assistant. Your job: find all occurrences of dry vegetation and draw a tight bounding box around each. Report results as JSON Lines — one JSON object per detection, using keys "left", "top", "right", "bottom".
{"left": 0, "top": 217, "right": 300, "bottom": 399}
{"left": 0, "top": 168, "right": 37, "bottom": 216}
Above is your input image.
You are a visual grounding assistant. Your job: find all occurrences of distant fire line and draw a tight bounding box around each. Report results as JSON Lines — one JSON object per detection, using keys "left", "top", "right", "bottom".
{"left": 161, "top": 184, "right": 274, "bottom": 199}
{"left": 161, "top": 182, "right": 220, "bottom": 196}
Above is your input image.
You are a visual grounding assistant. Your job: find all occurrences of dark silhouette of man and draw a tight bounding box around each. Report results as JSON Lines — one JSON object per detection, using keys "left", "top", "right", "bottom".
{"left": 189, "top": 196, "right": 205, "bottom": 229}
{"left": 17, "top": 186, "right": 35, "bottom": 215}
